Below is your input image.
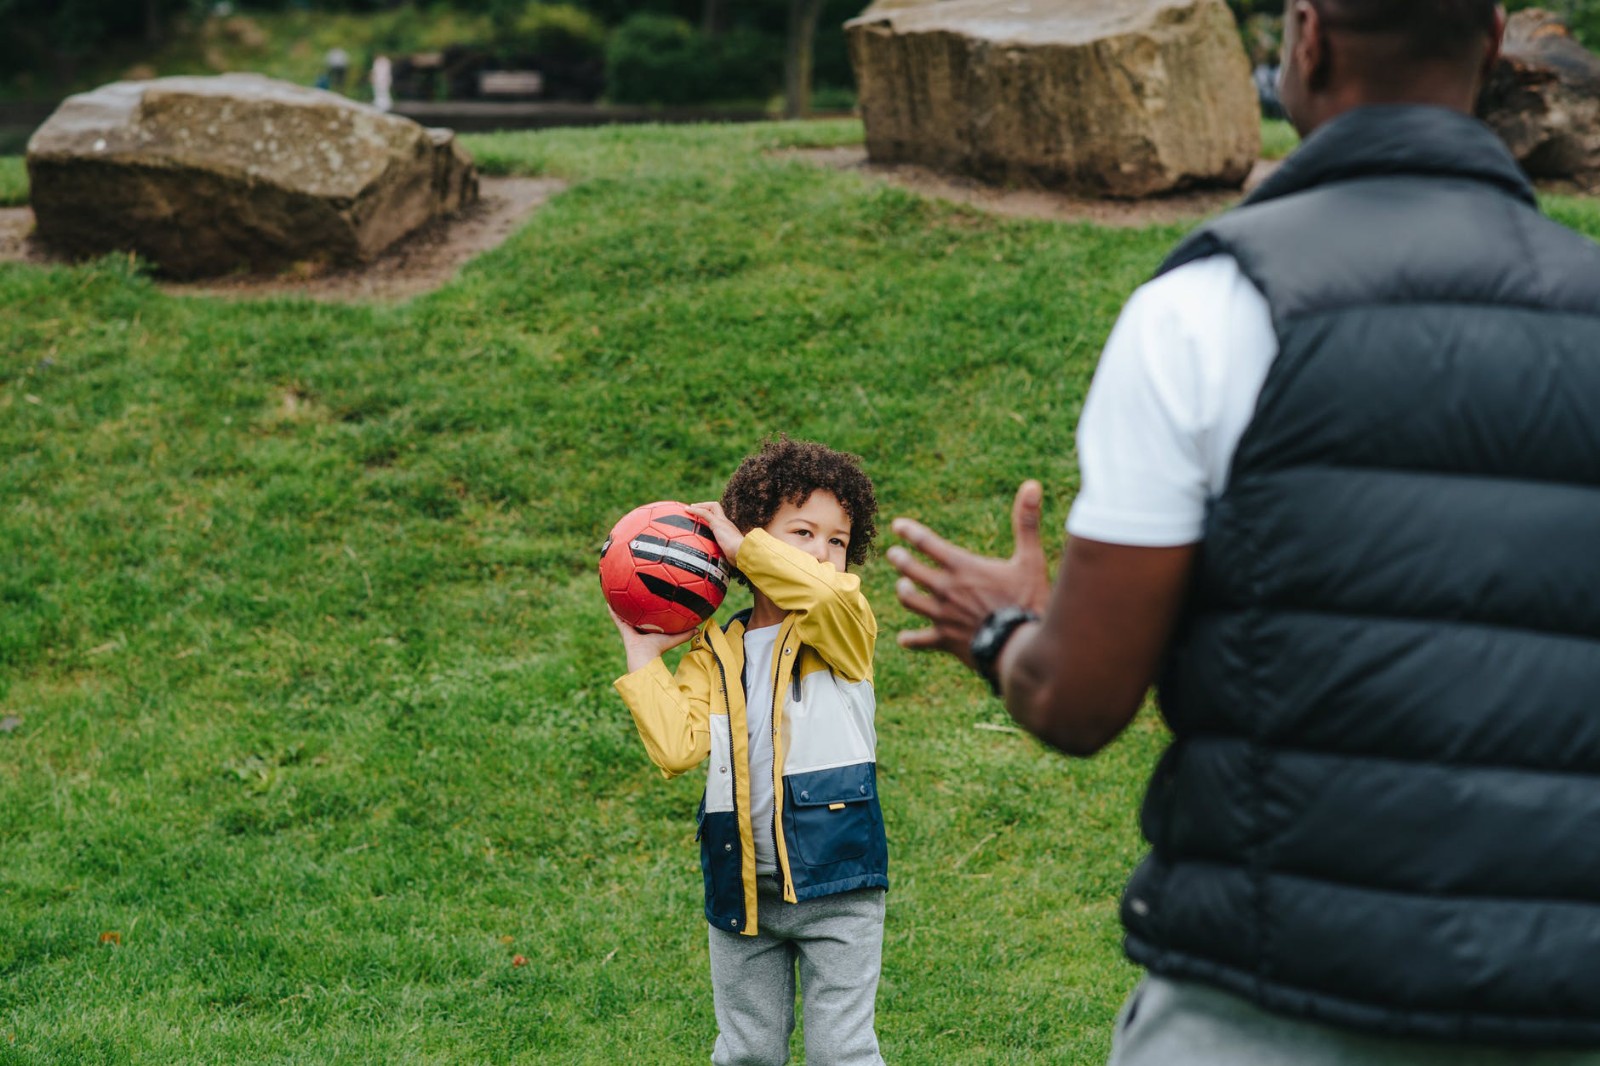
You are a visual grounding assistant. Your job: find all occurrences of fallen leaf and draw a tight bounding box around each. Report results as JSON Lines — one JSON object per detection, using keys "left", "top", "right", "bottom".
{"left": 99, "top": 931, "right": 121, "bottom": 946}
{"left": 498, "top": 935, "right": 514, "bottom": 945}
{"left": 24, "top": 394, "right": 42, "bottom": 405}
{"left": 512, "top": 954, "right": 528, "bottom": 967}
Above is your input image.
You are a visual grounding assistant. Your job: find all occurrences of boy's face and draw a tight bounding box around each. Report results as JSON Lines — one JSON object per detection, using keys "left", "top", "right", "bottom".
{"left": 764, "top": 490, "right": 851, "bottom": 572}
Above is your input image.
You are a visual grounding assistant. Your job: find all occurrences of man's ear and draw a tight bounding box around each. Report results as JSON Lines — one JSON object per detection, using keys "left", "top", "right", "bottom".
{"left": 1294, "top": 0, "right": 1332, "bottom": 92}
{"left": 1481, "top": 6, "right": 1507, "bottom": 82}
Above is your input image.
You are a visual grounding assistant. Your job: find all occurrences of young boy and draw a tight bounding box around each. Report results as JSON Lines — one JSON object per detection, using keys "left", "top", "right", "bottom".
{"left": 609, "top": 436, "right": 888, "bottom": 1066}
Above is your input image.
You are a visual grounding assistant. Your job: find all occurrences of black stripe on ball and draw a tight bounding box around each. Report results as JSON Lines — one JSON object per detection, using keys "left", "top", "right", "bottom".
{"left": 655, "top": 513, "right": 716, "bottom": 538}
{"left": 639, "top": 572, "right": 717, "bottom": 621}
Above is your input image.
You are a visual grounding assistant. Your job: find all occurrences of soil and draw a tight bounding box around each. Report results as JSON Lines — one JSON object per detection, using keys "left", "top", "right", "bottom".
{"left": 780, "top": 145, "right": 1283, "bottom": 227}
{"left": 0, "top": 175, "right": 566, "bottom": 303}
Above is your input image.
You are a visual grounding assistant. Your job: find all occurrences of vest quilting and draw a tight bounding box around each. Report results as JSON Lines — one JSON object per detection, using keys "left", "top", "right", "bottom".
{"left": 1123, "top": 106, "right": 1600, "bottom": 1046}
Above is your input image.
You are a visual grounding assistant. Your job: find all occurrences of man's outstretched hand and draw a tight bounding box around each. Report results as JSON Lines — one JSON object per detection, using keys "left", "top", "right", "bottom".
{"left": 887, "top": 480, "right": 1053, "bottom": 671}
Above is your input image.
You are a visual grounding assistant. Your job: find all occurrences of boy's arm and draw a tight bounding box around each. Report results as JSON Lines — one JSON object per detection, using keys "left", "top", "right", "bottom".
{"left": 738, "top": 527, "right": 877, "bottom": 682}
{"left": 610, "top": 610, "right": 715, "bottom": 778}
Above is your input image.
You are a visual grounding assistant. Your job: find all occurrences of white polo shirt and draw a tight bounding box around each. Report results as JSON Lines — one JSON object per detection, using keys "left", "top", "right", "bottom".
{"left": 1066, "top": 256, "right": 1278, "bottom": 548}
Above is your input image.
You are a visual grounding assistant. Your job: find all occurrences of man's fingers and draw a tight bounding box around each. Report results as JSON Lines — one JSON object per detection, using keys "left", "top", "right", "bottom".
{"left": 895, "top": 627, "right": 949, "bottom": 652}
{"left": 891, "top": 517, "right": 973, "bottom": 567}
{"left": 1011, "top": 479, "right": 1046, "bottom": 565}
{"left": 895, "top": 577, "right": 943, "bottom": 622}
{"left": 885, "top": 545, "right": 948, "bottom": 593}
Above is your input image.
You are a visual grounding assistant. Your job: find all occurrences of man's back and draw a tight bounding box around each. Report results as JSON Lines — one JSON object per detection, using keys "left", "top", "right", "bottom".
{"left": 1128, "top": 105, "right": 1600, "bottom": 1046}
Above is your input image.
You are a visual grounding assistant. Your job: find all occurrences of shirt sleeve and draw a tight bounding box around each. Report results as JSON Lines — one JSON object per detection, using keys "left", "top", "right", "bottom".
{"left": 1066, "top": 255, "right": 1277, "bottom": 548}
{"left": 613, "top": 646, "right": 715, "bottom": 778}
{"left": 735, "top": 528, "right": 877, "bottom": 683}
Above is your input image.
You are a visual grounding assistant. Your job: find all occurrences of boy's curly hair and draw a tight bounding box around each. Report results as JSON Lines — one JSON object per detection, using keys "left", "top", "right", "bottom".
{"left": 722, "top": 436, "right": 878, "bottom": 568}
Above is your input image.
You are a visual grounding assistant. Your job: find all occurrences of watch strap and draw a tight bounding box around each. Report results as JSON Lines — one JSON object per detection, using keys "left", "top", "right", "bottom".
{"left": 970, "top": 606, "right": 1039, "bottom": 696}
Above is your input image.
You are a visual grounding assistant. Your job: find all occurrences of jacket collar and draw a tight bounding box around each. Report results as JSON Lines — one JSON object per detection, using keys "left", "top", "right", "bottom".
{"left": 1245, "top": 105, "right": 1536, "bottom": 209}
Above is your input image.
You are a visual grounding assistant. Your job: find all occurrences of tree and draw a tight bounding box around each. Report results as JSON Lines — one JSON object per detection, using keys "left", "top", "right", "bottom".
{"left": 783, "top": 0, "right": 826, "bottom": 118}
{"left": 144, "top": 0, "right": 166, "bottom": 45}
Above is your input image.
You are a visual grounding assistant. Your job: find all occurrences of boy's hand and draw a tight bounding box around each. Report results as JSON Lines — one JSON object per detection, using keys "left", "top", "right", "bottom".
{"left": 610, "top": 604, "right": 697, "bottom": 672}
{"left": 686, "top": 501, "right": 744, "bottom": 564}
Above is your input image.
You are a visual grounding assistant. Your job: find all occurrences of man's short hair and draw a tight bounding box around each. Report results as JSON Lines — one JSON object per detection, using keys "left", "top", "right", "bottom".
{"left": 1311, "top": 0, "right": 1498, "bottom": 59}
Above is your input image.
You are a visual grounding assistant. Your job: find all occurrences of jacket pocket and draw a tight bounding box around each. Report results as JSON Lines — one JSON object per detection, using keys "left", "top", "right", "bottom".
{"left": 784, "top": 764, "right": 877, "bottom": 868}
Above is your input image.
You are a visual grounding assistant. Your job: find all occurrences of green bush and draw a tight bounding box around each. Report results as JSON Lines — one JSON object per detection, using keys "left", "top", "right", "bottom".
{"left": 604, "top": 13, "right": 780, "bottom": 106}
{"left": 811, "top": 85, "right": 858, "bottom": 112}
{"left": 493, "top": 2, "right": 607, "bottom": 66}
{"left": 605, "top": 14, "right": 697, "bottom": 104}
{"left": 708, "top": 27, "right": 783, "bottom": 102}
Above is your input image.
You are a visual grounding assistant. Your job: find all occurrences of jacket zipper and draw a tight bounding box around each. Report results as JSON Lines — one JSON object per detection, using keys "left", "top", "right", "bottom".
{"left": 711, "top": 646, "right": 741, "bottom": 930}
{"left": 774, "top": 627, "right": 795, "bottom": 900}
{"left": 772, "top": 640, "right": 782, "bottom": 895}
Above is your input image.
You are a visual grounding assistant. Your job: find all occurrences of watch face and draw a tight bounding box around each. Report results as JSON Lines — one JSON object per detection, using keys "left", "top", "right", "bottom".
{"left": 972, "top": 608, "right": 1034, "bottom": 684}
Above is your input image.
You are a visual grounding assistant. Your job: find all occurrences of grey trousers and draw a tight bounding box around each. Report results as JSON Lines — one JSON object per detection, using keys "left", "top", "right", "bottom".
{"left": 1108, "top": 975, "right": 1600, "bottom": 1066}
{"left": 707, "top": 876, "right": 887, "bottom": 1066}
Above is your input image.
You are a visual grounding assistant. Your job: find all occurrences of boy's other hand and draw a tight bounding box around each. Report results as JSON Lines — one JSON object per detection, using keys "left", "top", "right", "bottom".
{"left": 888, "top": 480, "right": 1051, "bottom": 670}
{"left": 610, "top": 604, "right": 697, "bottom": 671}
{"left": 686, "top": 501, "right": 744, "bottom": 563}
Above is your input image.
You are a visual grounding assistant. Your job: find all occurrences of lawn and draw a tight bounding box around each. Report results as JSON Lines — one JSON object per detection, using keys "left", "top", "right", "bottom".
{"left": 3, "top": 118, "right": 1599, "bottom": 1065}
{"left": 0, "top": 156, "right": 26, "bottom": 207}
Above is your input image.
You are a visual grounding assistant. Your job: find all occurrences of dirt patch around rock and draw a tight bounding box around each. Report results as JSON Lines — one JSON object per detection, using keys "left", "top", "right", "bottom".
{"left": 781, "top": 145, "right": 1280, "bottom": 227}
{"left": 0, "top": 175, "right": 565, "bottom": 303}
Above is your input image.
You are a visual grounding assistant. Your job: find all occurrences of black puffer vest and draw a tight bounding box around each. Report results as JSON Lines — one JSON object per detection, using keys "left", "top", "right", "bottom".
{"left": 1122, "top": 107, "right": 1600, "bottom": 1046}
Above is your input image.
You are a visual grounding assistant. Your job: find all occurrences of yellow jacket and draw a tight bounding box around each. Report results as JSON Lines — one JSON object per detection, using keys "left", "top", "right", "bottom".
{"left": 614, "top": 528, "right": 887, "bottom": 935}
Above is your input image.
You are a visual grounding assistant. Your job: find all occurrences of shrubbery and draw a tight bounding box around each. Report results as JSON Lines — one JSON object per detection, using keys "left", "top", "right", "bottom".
{"left": 604, "top": 13, "right": 781, "bottom": 106}
{"left": 491, "top": 1, "right": 606, "bottom": 67}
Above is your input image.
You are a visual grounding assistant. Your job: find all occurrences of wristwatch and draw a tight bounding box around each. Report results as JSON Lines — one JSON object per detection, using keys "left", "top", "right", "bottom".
{"left": 969, "top": 606, "right": 1039, "bottom": 696}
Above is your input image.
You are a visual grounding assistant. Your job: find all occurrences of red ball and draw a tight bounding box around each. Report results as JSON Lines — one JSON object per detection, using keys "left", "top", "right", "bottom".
{"left": 600, "top": 501, "right": 729, "bottom": 634}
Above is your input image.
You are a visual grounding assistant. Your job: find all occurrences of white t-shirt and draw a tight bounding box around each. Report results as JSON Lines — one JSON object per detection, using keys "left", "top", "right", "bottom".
{"left": 742, "top": 624, "right": 781, "bottom": 875}
{"left": 1066, "top": 256, "right": 1278, "bottom": 548}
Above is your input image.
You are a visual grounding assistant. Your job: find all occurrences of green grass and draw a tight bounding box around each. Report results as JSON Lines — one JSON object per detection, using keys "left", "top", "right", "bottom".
{"left": 0, "top": 155, "right": 26, "bottom": 207}
{"left": 3, "top": 117, "right": 1599, "bottom": 1064}
{"left": 1260, "top": 118, "right": 1300, "bottom": 161}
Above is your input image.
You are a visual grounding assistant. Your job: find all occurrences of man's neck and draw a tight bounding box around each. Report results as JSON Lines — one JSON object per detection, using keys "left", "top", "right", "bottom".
{"left": 1295, "top": 84, "right": 1480, "bottom": 140}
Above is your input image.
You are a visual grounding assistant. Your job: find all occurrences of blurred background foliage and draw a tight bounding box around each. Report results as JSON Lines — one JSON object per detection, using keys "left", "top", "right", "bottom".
{"left": 0, "top": 1, "right": 1595, "bottom": 114}
{"left": 0, "top": 0, "right": 861, "bottom": 108}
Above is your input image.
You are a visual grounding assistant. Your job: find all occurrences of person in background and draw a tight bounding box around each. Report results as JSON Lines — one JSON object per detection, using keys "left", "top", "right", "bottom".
{"left": 370, "top": 55, "right": 393, "bottom": 113}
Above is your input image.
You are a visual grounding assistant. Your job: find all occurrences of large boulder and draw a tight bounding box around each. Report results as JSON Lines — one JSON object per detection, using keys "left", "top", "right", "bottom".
{"left": 1479, "top": 9, "right": 1600, "bottom": 189}
{"left": 845, "top": 0, "right": 1260, "bottom": 198}
{"left": 26, "top": 74, "right": 478, "bottom": 278}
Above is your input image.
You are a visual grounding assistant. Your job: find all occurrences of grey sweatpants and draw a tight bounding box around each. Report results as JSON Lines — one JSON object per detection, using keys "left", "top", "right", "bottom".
{"left": 1108, "top": 975, "right": 1600, "bottom": 1066}
{"left": 708, "top": 876, "right": 887, "bottom": 1066}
